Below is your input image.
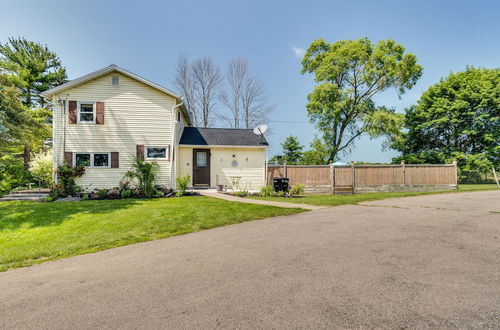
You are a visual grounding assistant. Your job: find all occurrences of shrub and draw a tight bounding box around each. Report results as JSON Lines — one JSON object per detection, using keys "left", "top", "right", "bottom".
{"left": 97, "top": 189, "right": 109, "bottom": 199}
{"left": 0, "top": 155, "right": 31, "bottom": 197}
{"left": 234, "top": 190, "right": 249, "bottom": 197}
{"left": 259, "top": 185, "right": 275, "bottom": 197}
{"left": 29, "top": 150, "right": 53, "bottom": 187}
{"left": 276, "top": 190, "right": 285, "bottom": 197}
{"left": 123, "top": 157, "right": 159, "bottom": 197}
{"left": 81, "top": 193, "right": 90, "bottom": 201}
{"left": 155, "top": 190, "right": 165, "bottom": 198}
{"left": 120, "top": 189, "right": 132, "bottom": 198}
{"left": 51, "top": 164, "right": 85, "bottom": 198}
{"left": 176, "top": 175, "right": 190, "bottom": 197}
{"left": 289, "top": 183, "right": 305, "bottom": 197}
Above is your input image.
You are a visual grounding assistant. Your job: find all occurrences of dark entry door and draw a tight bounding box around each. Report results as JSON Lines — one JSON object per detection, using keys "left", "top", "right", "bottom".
{"left": 193, "top": 149, "right": 210, "bottom": 186}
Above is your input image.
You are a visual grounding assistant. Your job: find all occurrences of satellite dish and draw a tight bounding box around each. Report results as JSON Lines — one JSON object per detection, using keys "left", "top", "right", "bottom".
{"left": 253, "top": 124, "right": 268, "bottom": 135}
{"left": 253, "top": 124, "right": 268, "bottom": 145}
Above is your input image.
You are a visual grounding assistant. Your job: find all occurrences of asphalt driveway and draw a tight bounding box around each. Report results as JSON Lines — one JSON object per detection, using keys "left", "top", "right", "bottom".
{"left": 1, "top": 190, "right": 499, "bottom": 329}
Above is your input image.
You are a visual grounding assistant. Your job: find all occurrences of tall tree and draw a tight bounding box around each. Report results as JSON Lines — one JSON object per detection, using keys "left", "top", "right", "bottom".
{"left": 240, "top": 75, "right": 272, "bottom": 129}
{"left": 393, "top": 67, "right": 499, "bottom": 180}
{"left": 192, "top": 57, "right": 223, "bottom": 127}
{"left": 220, "top": 57, "right": 248, "bottom": 128}
{"left": 173, "top": 54, "right": 198, "bottom": 125}
{"left": 220, "top": 57, "right": 272, "bottom": 128}
{"left": 0, "top": 37, "right": 67, "bottom": 108}
{"left": 301, "top": 38, "right": 422, "bottom": 161}
{"left": 281, "top": 135, "right": 303, "bottom": 164}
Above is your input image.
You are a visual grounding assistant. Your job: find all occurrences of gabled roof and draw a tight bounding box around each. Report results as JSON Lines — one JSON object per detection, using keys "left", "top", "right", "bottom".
{"left": 179, "top": 127, "right": 269, "bottom": 147}
{"left": 41, "top": 64, "right": 191, "bottom": 124}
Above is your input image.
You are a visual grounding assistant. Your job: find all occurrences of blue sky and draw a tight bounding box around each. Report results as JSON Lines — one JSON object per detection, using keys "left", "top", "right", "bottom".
{"left": 2, "top": 0, "right": 499, "bottom": 162}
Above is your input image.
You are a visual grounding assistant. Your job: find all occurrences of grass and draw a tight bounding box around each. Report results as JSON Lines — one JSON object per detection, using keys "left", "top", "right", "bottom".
{"left": 251, "top": 184, "right": 499, "bottom": 206}
{"left": 0, "top": 196, "right": 304, "bottom": 271}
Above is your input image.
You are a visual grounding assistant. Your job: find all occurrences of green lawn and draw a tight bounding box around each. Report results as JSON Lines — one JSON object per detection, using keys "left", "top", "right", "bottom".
{"left": 251, "top": 184, "right": 499, "bottom": 207}
{"left": 0, "top": 196, "right": 304, "bottom": 271}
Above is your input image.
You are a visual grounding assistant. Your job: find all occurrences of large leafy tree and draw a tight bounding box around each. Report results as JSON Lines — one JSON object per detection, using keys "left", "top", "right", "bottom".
{"left": 0, "top": 37, "right": 67, "bottom": 108}
{"left": 0, "top": 37, "right": 65, "bottom": 169}
{"left": 301, "top": 38, "right": 422, "bottom": 161}
{"left": 393, "top": 67, "right": 499, "bottom": 181}
{"left": 301, "top": 138, "right": 329, "bottom": 165}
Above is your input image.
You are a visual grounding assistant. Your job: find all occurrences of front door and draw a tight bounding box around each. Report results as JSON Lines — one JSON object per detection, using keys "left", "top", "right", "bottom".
{"left": 193, "top": 149, "right": 210, "bottom": 186}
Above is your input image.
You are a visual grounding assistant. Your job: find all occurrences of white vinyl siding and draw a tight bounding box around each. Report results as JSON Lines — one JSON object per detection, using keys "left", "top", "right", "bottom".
{"left": 53, "top": 72, "right": 175, "bottom": 189}
{"left": 178, "top": 146, "right": 266, "bottom": 190}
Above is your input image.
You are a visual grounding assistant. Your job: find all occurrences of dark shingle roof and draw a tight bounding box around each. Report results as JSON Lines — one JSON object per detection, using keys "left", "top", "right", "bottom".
{"left": 179, "top": 127, "right": 268, "bottom": 147}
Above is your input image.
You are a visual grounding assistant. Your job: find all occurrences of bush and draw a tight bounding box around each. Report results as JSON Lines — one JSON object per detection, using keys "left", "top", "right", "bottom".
{"left": 234, "top": 190, "right": 249, "bottom": 197}
{"left": 176, "top": 175, "right": 190, "bottom": 197}
{"left": 276, "top": 190, "right": 285, "bottom": 197}
{"left": 120, "top": 189, "right": 132, "bottom": 198}
{"left": 29, "top": 150, "right": 53, "bottom": 187}
{"left": 289, "top": 183, "right": 305, "bottom": 196}
{"left": 97, "top": 189, "right": 109, "bottom": 199}
{"left": 0, "top": 155, "right": 31, "bottom": 197}
{"left": 51, "top": 164, "right": 85, "bottom": 198}
{"left": 259, "top": 185, "right": 275, "bottom": 197}
{"left": 123, "top": 158, "right": 159, "bottom": 197}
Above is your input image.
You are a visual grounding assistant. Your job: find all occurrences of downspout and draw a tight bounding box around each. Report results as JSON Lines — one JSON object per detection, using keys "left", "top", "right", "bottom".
{"left": 170, "top": 101, "right": 184, "bottom": 189}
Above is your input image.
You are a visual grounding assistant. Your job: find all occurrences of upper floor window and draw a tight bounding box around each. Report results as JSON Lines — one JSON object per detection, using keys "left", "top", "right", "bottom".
{"left": 78, "top": 102, "right": 96, "bottom": 123}
{"left": 111, "top": 76, "right": 119, "bottom": 86}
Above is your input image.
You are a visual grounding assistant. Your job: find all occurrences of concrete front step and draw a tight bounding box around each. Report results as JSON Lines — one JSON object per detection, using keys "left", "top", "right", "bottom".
{"left": 0, "top": 196, "right": 48, "bottom": 202}
{"left": 0, "top": 190, "right": 49, "bottom": 201}
{"left": 3, "top": 193, "right": 50, "bottom": 198}
{"left": 11, "top": 189, "right": 50, "bottom": 195}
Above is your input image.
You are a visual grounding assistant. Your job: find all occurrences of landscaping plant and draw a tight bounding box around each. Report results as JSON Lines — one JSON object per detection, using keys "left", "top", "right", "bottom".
{"left": 259, "top": 185, "right": 275, "bottom": 197}
{"left": 29, "top": 150, "right": 53, "bottom": 187}
{"left": 289, "top": 183, "right": 305, "bottom": 197}
{"left": 123, "top": 157, "right": 159, "bottom": 197}
{"left": 176, "top": 174, "right": 190, "bottom": 197}
{"left": 51, "top": 164, "right": 85, "bottom": 198}
{"left": 234, "top": 190, "right": 249, "bottom": 197}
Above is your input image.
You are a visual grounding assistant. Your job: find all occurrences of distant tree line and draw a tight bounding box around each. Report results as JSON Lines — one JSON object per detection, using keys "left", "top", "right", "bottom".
{"left": 269, "top": 38, "right": 498, "bottom": 183}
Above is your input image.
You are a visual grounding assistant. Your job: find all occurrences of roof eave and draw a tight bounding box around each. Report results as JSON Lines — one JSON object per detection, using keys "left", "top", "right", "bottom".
{"left": 41, "top": 64, "right": 182, "bottom": 100}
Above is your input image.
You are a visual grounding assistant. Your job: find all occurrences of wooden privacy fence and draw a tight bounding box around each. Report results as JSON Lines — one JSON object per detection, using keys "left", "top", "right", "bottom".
{"left": 267, "top": 162, "right": 458, "bottom": 194}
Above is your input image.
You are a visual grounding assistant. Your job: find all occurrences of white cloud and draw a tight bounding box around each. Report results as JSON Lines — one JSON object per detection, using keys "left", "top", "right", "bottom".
{"left": 291, "top": 46, "right": 306, "bottom": 58}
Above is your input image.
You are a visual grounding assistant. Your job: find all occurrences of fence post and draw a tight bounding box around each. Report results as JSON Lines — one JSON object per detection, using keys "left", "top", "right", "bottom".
{"left": 401, "top": 160, "right": 406, "bottom": 191}
{"left": 330, "top": 163, "right": 335, "bottom": 195}
{"left": 452, "top": 159, "right": 458, "bottom": 188}
{"left": 351, "top": 161, "right": 355, "bottom": 194}
{"left": 284, "top": 161, "right": 287, "bottom": 178}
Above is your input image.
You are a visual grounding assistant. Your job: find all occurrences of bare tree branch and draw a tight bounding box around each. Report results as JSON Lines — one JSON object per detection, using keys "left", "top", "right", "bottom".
{"left": 173, "top": 53, "right": 198, "bottom": 125}
{"left": 192, "top": 57, "right": 223, "bottom": 127}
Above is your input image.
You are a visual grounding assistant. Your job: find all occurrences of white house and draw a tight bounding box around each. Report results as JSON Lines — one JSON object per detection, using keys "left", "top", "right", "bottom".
{"left": 42, "top": 65, "right": 268, "bottom": 191}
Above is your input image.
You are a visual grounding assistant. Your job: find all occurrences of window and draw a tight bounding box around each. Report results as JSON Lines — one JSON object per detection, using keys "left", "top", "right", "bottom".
{"left": 75, "top": 153, "right": 91, "bottom": 167}
{"left": 196, "top": 152, "right": 207, "bottom": 167}
{"left": 93, "top": 153, "right": 110, "bottom": 168}
{"left": 74, "top": 152, "right": 110, "bottom": 168}
{"left": 78, "top": 102, "right": 95, "bottom": 123}
{"left": 146, "top": 146, "right": 168, "bottom": 159}
{"left": 111, "top": 76, "right": 119, "bottom": 86}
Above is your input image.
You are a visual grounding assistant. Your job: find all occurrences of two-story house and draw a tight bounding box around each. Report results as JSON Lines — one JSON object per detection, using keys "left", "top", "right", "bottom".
{"left": 42, "top": 65, "right": 268, "bottom": 191}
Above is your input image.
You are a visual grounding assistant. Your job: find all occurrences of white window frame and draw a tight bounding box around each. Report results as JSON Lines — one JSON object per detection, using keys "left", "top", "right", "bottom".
{"left": 145, "top": 146, "right": 169, "bottom": 160}
{"left": 74, "top": 152, "right": 111, "bottom": 168}
{"left": 77, "top": 101, "right": 96, "bottom": 124}
{"left": 111, "top": 75, "right": 119, "bottom": 86}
